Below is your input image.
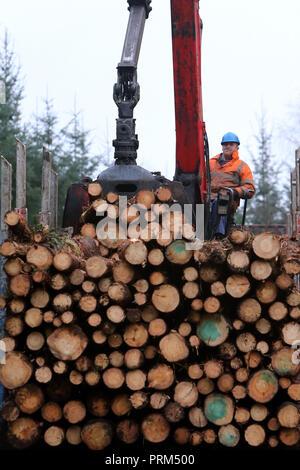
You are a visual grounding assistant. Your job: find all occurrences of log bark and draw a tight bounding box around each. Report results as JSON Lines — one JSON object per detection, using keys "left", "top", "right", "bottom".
{"left": 229, "top": 228, "right": 252, "bottom": 246}
{"left": 80, "top": 223, "right": 96, "bottom": 238}
{"left": 204, "top": 360, "right": 223, "bottom": 379}
{"left": 5, "top": 315, "right": 24, "bottom": 336}
{"left": 148, "top": 248, "right": 164, "bottom": 266}
{"left": 66, "top": 426, "right": 82, "bottom": 445}
{"left": 159, "top": 332, "right": 189, "bottom": 362}
{"left": 282, "top": 321, "right": 300, "bottom": 346}
{"left": 63, "top": 400, "right": 86, "bottom": 424}
{"left": 196, "top": 241, "right": 227, "bottom": 264}
{"left": 53, "top": 250, "right": 83, "bottom": 272}
{"left": 226, "top": 275, "right": 250, "bottom": 298}
{"left": 244, "top": 424, "right": 265, "bottom": 446}
{"left": 149, "top": 393, "right": 169, "bottom": 411}
{"left": 136, "top": 189, "right": 155, "bottom": 208}
{"left": 268, "top": 301, "right": 288, "bottom": 321}
{"left": 116, "top": 419, "right": 139, "bottom": 444}
{"left": 279, "top": 428, "right": 300, "bottom": 446}
{"left": 4, "top": 211, "right": 32, "bottom": 239}
{"left": 203, "top": 296, "right": 220, "bottom": 314}
{"left": 203, "top": 429, "right": 217, "bottom": 444}
{"left": 26, "top": 332, "right": 45, "bottom": 351}
{"left": 35, "top": 366, "right": 52, "bottom": 384}
{"left": 126, "top": 369, "right": 147, "bottom": 390}
{"left": 8, "top": 298, "right": 25, "bottom": 314}
{"left": 250, "top": 260, "right": 272, "bottom": 280}
{"left": 88, "top": 181, "right": 102, "bottom": 198}
{"left": 9, "top": 274, "right": 31, "bottom": 297}
{"left": 276, "top": 272, "right": 294, "bottom": 290}
{"left": 210, "top": 281, "right": 225, "bottom": 297}
{"left": 151, "top": 284, "right": 180, "bottom": 313}
{"left": 182, "top": 281, "right": 200, "bottom": 299}
{"left": 0, "top": 401, "right": 20, "bottom": 422}
{"left": 148, "top": 318, "right": 167, "bottom": 337}
{"left": 102, "top": 367, "right": 125, "bottom": 389}
{"left": 204, "top": 393, "right": 234, "bottom": 425}
{"left": 141, "top": 413, "right": 170, "bottom": 443}
{"left": 123, "top": 323, "right": 148, "bottom": 348}
{"left": 280, "top": 237, "right": 300, "bottom": 274}
{"left": 111, "top": 394, "right": 132, "bottom": 416}
{"left": 156, "top": 186, "right": 172, "bottom": 202}
{"left": 108, "top": 282, "right": 132, "bottom": 305}
{"left": 15, "top": 384, "right": 44, "bottom": 414}
{"left": 4, "top": 257, "right": 24, "bottom": 276}
{"left": 70, "top": 269, "right": 86, "bottom": 286}
{"left": 217, "top": 374, "right": 234, "bottom": 393}
{"left": 199, "top": 264, "right": 221, "bottom": 283}
{"left": 174, "top": 381, "right": 198, "bottom": 407}
{"left": 0, "top": 240, "right": 31, "bottom": 257}
{"left": 120, "top": 240, "right": 148, "bottom": 266}
{"left": 197, "top": 314, "right": 229, "bottom": 347}
{"left": 165, "top": 240, "right": 193, "bottom": 265}
{"left": 237, "top": 298, "right": 261, "bottom": 323}
{"left": 247, "top": 369, "right": 278, "bottom": 403}
{"left": 81, "top": 420, "right": 113, "bottom": 450}
{"left": 7, "top": 418, "right": 41, "bottom": 449}
{"left": 47, "top": 325, "right": 88, "bottom": 361}
{"left": 130, "top": 391, "right": 148, "bottom": 409}
{"left": 31, "top": 288, "right": 50, "bottom": 308}
{"left": 256, "top": 281, "right": 277, "bottom": 304}
{"left": 147, "top": 364, "right": 174, "bottom": 390}
{"left": 112, "top": 260, "right": 135, "bottom": 284}
{"left": 183, "top": 266, "right": 198, "bottom": 282}
{"left": 26, "top": 245, "right": 53, "bottom": 270}
{"left": 234, "top": 407, "right": 250, "bottom": 424}
{"left": 227, "top": 250, "right": 249, "bottom": 273}
{"left": 236, "top": 332, "right": 256, "bottom": 352}
{"left": 218, "top": 424, "right": 240, "bottom": 447}
{"left": 0, "top": 351, "right": 32, "bottom": 389}
{"left": 85, "top": 255, "right": 111, "bottom": 278}
{"left": 252, "top": 232, "right": 281, "bottom": 260}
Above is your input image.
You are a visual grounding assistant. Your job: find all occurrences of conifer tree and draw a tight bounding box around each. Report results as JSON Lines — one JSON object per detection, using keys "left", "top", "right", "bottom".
{"left": 57, "top": 103, "right": 99, "bottom": 224}
{"left": 0, "top": 30, "right": 24, "bottom": 205}
{"left": 21, "top": 97, "right": 61, "bottom": 224}
{"left": 245, "top": 116, "right": 288, "bottom": 226}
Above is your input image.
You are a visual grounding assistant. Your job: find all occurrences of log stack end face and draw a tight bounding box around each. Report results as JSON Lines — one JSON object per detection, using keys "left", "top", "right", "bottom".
{"left": 197, "top": 314, "right": 229, "bottom": 347}
{"left": 47, "top": 326, "right": 88, "bottom": 361}
{"left": 2, "top": 203, "right": 300, "bottom": 449}
{"left": 204, "top": 394, "right": 234, "bottom": 426}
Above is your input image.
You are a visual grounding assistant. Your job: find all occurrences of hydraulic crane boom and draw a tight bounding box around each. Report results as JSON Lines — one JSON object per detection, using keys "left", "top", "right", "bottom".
{"left": 113, "top": 0, "right": 152, "bottom": 164}
{"left": 62, "top": 0, "right": 209, "bottom": 234}
{"left": 171, "top": 0, "right": 209, "bottom": 206}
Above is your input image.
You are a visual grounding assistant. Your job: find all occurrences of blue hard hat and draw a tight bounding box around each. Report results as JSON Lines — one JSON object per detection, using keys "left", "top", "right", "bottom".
{"left": 221, "top": 132, "right": 240, "bottom": 145}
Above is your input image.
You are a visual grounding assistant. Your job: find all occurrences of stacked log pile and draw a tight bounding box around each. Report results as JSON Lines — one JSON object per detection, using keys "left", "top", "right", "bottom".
{"left": 1, "top": 183, "right": 300, "bottom": 450}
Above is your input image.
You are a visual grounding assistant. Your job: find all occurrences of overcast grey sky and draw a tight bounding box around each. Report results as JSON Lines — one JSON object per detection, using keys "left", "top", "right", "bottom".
{"left": 1, "top": 0, "right": 300, "bottom": 180}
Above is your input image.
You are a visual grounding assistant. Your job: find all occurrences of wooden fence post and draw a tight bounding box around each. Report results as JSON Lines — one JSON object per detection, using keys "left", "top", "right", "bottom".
{"left": 0, "top": 156, "right": 12, "bottom": 231}
{"left": 40, "top": 147, "right": 52, "bottom": 226}
{"left": 15, "top": 139, "right": 27, "bottom": 220}
{"left": 50, "top": 169, "right": 58, "bottom": 230}
{"left": 0, "top": 155, "right": 12, "bottom": 407}
{"left": 289, "top": 167, "right": 297, "bottom": 236}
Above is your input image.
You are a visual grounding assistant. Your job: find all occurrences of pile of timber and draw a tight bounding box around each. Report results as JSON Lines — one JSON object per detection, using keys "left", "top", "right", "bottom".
{"left": 1, "top": 183, "right": 300, "bottom": 450}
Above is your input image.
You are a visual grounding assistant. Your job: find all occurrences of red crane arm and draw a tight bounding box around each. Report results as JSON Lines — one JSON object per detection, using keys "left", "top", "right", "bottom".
{"left": 171, "top": 0, "right": 207, "bottom": 204}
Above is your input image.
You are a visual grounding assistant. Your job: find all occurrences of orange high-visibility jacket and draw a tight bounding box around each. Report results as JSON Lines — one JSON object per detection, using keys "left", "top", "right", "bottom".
{"left": 209, "top": 151, "right": 255, "bottom": 200}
